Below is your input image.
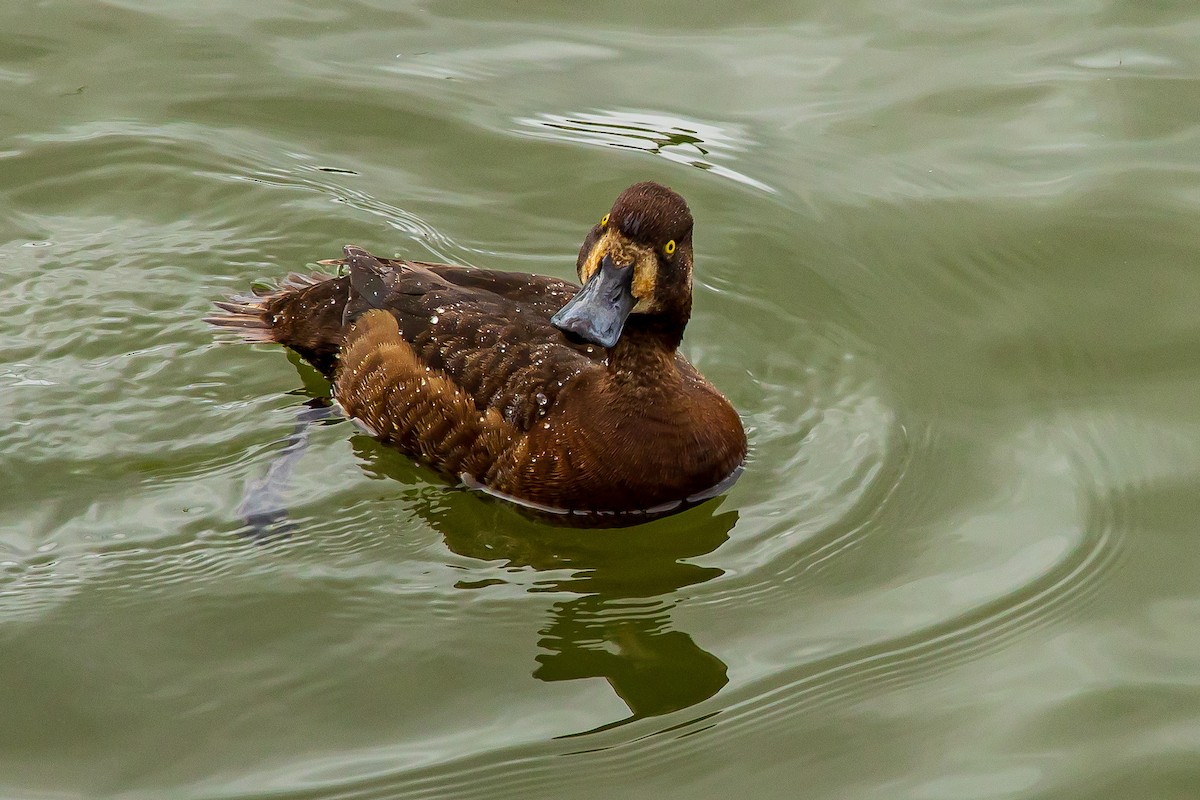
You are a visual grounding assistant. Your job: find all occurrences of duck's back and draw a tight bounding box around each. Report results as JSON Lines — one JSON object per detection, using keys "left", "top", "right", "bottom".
{"left": 356, "top": 257, "right": 604, "bottom": 432}
{"left": 210, "top": 246, "right": 745, "bottom": 515}
{"left": 218, "top": 248, "right": 604, "bottom": 422}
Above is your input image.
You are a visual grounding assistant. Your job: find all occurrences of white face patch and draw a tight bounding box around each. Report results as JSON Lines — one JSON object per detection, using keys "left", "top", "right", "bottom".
{"left": 582, "top": 229, "right": 660, "bottom": 312}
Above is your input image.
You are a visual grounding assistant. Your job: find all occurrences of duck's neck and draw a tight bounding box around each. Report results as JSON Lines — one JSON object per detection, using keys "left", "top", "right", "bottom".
{"left": 607, "top": 315, "right": 686, "bottom": 391}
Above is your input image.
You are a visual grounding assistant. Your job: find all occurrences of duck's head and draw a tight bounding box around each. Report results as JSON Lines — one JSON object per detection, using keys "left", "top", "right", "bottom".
{"left": 551, "top": 181, "right": 694, "bottom": 350}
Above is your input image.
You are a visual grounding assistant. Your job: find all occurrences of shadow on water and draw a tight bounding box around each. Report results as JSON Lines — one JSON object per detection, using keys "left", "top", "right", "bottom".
{"left": 238, "top": 355, "right": 737, "bottom": 731}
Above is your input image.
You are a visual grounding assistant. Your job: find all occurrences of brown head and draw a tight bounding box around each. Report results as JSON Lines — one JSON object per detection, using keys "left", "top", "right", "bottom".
{"left": 551, "top": 182, "right": 694, "bottom": 351}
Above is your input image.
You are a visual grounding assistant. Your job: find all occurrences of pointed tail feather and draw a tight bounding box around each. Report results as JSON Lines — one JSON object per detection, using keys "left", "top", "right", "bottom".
{"left": 205, "top": 271, "right": 332, "bottom": 343}
{"left": 204, "top": 291, "right": 276, "bottom": 343}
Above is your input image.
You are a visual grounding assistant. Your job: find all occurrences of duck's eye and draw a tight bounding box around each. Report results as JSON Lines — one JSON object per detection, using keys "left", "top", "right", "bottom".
{"left": 600, "top": 214, "right": 609, "bottom": 227}
{"left": 664, "top": 239, "right": 676, "bottom": 256}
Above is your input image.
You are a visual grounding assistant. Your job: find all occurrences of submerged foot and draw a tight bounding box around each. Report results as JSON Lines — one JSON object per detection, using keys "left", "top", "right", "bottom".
{"left": 237, "top": 398, "right": 334, "bottom": 538}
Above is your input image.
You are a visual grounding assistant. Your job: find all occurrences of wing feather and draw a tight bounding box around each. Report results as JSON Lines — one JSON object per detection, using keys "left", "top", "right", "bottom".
{"left": 338, "top": 248, "right": 601, "bottom": 432}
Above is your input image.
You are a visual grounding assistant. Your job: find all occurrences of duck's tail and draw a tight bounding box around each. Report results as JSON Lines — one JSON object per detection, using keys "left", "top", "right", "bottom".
{"left": 204, "top": 272, "right": 324, "bottom": 342}
{"left": 206, "top": 267, "right": 351, "bottom": 376}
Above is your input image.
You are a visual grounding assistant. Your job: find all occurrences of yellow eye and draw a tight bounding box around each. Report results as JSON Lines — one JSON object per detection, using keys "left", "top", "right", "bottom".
{"left": 600, "top": 214, "right": 609, "bottom": 227}
{"left": 664, "top": 239, "right": 676, "bottom": 256}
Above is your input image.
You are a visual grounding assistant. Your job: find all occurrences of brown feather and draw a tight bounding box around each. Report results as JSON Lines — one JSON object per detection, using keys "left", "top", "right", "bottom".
{"left": 208, "top": 182, "right": 747, "bottom": 520}
{"left": 334, "top": 310, "right": 515, "bottom": 478}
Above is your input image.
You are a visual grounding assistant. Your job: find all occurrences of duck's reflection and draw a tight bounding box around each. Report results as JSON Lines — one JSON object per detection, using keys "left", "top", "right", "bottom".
{"left": 533, "top": 600, "right": 730, "bottom": 734}
{"left": 350, "top": 435, "right": 736, "bottom": 732}
{"left": 238, "top": 372, "right": 736, "bottom": 731}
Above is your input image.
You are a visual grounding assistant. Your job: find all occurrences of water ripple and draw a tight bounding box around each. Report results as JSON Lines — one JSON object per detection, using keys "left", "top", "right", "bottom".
{"left": 514, "top": 109, "right": 776, "bottom": 194}
{"left": 214, "top": 416, "right": 1131, "bottom": 800}
{"left": 3, "top": 3, "right": 1198, "bottom": 795}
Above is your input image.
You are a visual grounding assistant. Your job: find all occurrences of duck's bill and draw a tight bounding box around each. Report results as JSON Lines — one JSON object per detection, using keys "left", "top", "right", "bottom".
{"left": 550, "top": 255, "right": 636, "bottom": 349}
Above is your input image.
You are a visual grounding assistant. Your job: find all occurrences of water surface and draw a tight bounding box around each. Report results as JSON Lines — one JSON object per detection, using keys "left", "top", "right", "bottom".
{"left": 3, "top": 1, "right": 1200, "bottom": 797}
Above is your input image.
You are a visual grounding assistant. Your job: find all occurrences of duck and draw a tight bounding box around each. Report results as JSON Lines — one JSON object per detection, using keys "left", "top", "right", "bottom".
{"left": 208, "top": 181, "right": 747, "bottom": 520}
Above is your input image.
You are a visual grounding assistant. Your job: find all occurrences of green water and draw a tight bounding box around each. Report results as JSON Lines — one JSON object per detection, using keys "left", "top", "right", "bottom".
{"left": 4, "top": 1, "right": 1200, "bottom": 797}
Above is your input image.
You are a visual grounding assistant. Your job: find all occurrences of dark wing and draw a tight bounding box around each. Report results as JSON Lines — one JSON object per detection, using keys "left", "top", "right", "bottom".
{"left": 342, "top": 247, "right": 604, "bottom": 432}
{"left": 342, "top": 255, "right": 584, "bottom": 320}
{"left": 426, "top": 262, "right": 583, "bottom": 320}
